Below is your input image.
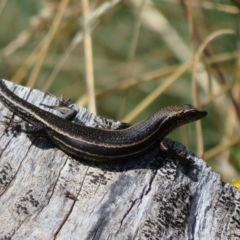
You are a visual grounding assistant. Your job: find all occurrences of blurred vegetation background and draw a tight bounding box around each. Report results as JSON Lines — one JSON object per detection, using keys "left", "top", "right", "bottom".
{"left": 0, "top": 0, "right": 239, "bottom": 182}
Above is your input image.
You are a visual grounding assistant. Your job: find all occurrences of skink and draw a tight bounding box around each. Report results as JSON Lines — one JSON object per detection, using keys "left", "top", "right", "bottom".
{"left": 0, "top": 79, "right": 207, "bottom": 162}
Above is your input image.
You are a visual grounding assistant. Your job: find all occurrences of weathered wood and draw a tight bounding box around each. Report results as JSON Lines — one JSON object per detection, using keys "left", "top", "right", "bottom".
{"left": 0, "top": 80, "right": 240, "bottom": 240}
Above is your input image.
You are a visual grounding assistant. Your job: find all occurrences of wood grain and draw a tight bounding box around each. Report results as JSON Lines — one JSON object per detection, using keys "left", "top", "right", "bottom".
{"left": 0, "top": 80, "right": 239, "bottom": 240}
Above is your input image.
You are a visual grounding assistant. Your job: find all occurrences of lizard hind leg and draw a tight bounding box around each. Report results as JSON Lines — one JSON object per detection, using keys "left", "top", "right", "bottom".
{"left": 0, "top": 114, "right": 48, "bottom": 137}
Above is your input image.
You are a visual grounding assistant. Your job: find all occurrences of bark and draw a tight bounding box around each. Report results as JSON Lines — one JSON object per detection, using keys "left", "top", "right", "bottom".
{"left": 0, "top": 80, "right": 239, "bottom": 240}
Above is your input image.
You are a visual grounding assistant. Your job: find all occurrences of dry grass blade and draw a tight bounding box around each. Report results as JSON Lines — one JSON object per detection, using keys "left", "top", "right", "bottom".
{"left": 76, "top": 65, "right": 181, "bottom": 107}
{"left": 77, "top": 49, "right": 238, "bottom": 107}
{"left": 192, "top": 29, "right": 235, "bottom": 156}
{"left": 27, "top": 0, "right": 70, "bottom": 88}
{"left": 42, "top": 30, "right": 87, "bottom": 92}
{"left": 166, "top": 0, "right": 240, "bottom": 14}
{"left": 2, "top": 31, "right": 31, "bottom": 57}
{"left": 128, "top": 1, "right": 144, "bottom": 63}
{"left": 42, "top": 0, "right": 122, "bottom": 92}
{"left": 11, "top": 43, "right": 42, "bottom": 84}
{"left": 192, "top": 29, "right": 235, "bottom": 106}
{"left": 203, "top": 137, "right": 240, "bottom": 160}
{"left": 202, "top": 83, "right": 233, "bottom": 106}
{"left": 122, "top": 60, "right": 191, "bottom": 122}
{"left": 184, "top": 0, "right": 203, "bottom": 156}
{"left": 81, "top": 0, "right": 96, "bottom": 114}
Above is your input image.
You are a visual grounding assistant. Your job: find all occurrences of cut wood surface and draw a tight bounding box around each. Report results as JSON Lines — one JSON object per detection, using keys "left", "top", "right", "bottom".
{"left": 0, "top": 80, "right": 240, "bottom": 240}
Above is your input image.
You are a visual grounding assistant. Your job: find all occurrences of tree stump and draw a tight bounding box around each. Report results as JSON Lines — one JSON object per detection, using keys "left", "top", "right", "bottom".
{"left": 0, "top": 80, "right": 239, "bottom": 240}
